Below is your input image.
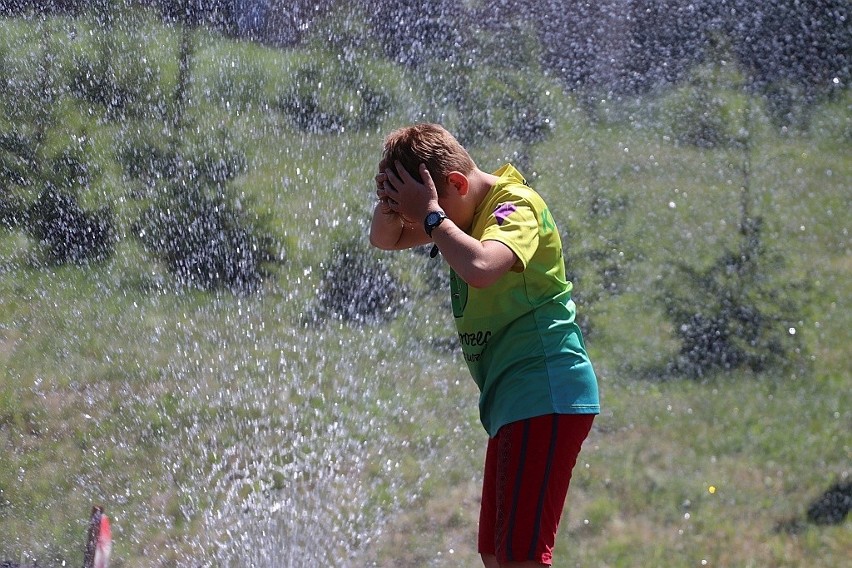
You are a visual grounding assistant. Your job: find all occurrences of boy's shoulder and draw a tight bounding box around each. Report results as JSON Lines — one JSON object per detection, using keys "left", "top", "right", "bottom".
{"left": 488, "top": 167, "right": 546, "bottom": 209}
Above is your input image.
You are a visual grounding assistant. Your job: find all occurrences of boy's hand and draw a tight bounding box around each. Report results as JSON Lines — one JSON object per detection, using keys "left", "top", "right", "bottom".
{"left": 383, "top": 161, "right": 440, "bottom": 223}
{"left": 375, "top": 171, "right": 417, "bottom": 224}
{"left": 370, "top": 167, "right": 430, "bottom": 250}
{"left": 374, "top": 171, "right": 394, "bottom": 215}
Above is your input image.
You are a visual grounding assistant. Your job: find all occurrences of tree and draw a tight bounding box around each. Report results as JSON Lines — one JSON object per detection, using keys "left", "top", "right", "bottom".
{"left": 658, "top": 99, "right": 809, "bottom": 378}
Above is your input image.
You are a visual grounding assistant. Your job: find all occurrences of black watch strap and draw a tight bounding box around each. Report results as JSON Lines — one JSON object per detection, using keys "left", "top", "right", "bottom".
{"left": 424, "top": 210, "right": 447, "bottom": 237}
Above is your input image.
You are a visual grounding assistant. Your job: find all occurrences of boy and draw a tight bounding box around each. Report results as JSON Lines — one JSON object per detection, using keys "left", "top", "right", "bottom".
{"left": 369, "top": 123, "right": 599, "bottom": 567}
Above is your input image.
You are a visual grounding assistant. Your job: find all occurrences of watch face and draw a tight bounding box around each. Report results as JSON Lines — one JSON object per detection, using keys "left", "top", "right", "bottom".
{"left": 425, "top": 211, "right": 446, "bottom": 236}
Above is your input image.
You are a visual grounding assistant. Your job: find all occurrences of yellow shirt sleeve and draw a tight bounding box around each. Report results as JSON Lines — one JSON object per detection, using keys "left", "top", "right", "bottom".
{"left": 479, "top": 197, "right": 540, "bottom": 271}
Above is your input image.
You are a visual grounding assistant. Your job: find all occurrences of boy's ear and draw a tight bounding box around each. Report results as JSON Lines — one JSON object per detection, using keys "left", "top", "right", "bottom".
{"left": 447, "top": 171, "right": 469, "bottom": 196}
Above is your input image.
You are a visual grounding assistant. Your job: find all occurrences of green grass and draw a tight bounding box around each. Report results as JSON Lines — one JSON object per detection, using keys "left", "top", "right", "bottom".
{"left": 1, "top": 11, "right": 850, "bottom": 567}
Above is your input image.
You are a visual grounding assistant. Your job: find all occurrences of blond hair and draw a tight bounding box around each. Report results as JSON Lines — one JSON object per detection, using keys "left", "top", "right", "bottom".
{"left": 380, "top": 123, "right": 476, "bottom": 188}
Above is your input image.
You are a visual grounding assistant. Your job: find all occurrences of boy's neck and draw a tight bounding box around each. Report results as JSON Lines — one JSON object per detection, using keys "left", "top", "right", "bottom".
{"left": 468, "top": 168, "right": 501, "bottom": 206}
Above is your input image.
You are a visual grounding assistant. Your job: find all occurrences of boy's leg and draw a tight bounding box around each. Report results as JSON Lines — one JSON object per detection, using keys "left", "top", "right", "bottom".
{"left": 479, "top": 433, "right": 500, "bottom": 564}
{"left": 478, "top": 413, "right": 595, "bottom": 566}
{"left": 481, "top": 555, "right": 542, "bottom": 568}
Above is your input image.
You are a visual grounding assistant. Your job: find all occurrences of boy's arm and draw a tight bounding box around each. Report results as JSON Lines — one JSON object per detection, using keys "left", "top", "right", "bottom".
{"left": 369, "top": 203, "right": 431, "bottom": 250}
{"left": 430, "top": 221, "right": 517, "bottom": 288}
{"left": 384, "top": 162, "right": 517, "bottom": 288}
{"left": 369, "top": 172, "right": 431, "bottom": 250}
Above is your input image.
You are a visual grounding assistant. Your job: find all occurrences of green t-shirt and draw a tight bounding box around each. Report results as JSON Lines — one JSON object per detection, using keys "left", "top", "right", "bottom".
{"left": 450, "top": 164, "right": 600, "bottom": 436}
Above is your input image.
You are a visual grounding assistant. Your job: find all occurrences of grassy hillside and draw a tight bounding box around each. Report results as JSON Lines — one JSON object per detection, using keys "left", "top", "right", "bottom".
{"left": 1, "top": 11, "right": 849, "bottom": 567}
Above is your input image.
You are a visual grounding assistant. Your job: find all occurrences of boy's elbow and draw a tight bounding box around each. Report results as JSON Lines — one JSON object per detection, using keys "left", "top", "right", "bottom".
{"left": 461, "top": 242, "right": 516, "bottom": 288}
{"left": 369, "top": 235, "right": 393, "bottom": 250}
{"left": 466, "top": 279, "right": 490, "bottom": 289}
{"left": 463, "top": 268, "right": 501, "bottom": 289}
{"left": 370, "top": 232, "right": 407, "bottom": 251}
{"left": 462, "top": 258, "right": 514, "bottom": 288}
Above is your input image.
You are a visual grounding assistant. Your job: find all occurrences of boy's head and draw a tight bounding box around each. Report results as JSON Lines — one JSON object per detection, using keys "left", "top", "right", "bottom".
{"left": 380, "top": 123, "right": 476, "bottom": 194}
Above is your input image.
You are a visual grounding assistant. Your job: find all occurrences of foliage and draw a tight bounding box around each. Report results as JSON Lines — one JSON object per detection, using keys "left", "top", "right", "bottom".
{"left": 760, "top": 80, "right": 816, "bottom": 133}
{"left": 429, "top": 21, "right": 556, "bottom": 149}
{"left": 65, "top": 5, "right": 166, "bottom": 121}
{"left": 312, "top": 238, "right": 407, "bottom": 324}
{"left": 363, "top": 0, "right": 466, "bottom": 68}
{"left": 806, "top": 481, "right": 852, "bottom": 526}
{"left": 659, "top": 218, "right": 808, "bottom": 378}
{"left": 118, "top": 124, "right": 247, "bottom": 189}
{"left": 277, "top": 60, "right": 392, "bottom": 134}
{"left": 661, "top": 84, "right": 733, "bottom": 148}
{"left": 133, "top": 179, "right": 279, "bottom": 294}
{"left": 564, "top": 230, "right": 633, "bottom": 338}
{"left": 27, "top": 185, "right": 115, "bottom": 265}
{"left": 206, "top": 53, "right": 272, "bottom": 111}
{"left": 121, "top": 120, "right": 270, "bottom": 294}
{"left": 0, "top": 187, "right": 29, "bottom": 230}
{"left": 70, "top": 47, "right": 163, "bottom": 121}
{"left": 5, "top": 0, "right": 849, "bottom": 101}
{"left": 658, "top": 36, "right": 752, "bottom": 148}
{"left": 456, "top": 67, "right": 556, "bottom": 148}
{"left": 730, "top": 0, "right": 851, "bottom": 106}
{"left": 0, "top": 132, "right": 38, "bottom": 197}
{"left": 0, "top": 130, "right": 114, "bottom": 265}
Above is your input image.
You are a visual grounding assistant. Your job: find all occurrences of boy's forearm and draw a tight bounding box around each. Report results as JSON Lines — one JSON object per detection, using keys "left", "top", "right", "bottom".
{"left": 370, "top": 206, "right": 429, "bottom": 250}
{"left": 369, "top": 205, "right": 404, "bottom": 249}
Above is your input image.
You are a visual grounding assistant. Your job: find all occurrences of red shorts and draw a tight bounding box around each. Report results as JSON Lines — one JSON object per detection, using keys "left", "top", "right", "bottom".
{"left": 478, "top": 413, "right": 595, "bottom": 566}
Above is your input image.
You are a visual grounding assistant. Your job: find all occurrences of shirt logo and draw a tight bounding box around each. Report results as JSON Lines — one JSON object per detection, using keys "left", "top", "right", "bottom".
{"left": 450, "top": 269, "right": 468, "bottom": 318}
{"left": 493, "top": 203, "right": 516, "bottom": 225}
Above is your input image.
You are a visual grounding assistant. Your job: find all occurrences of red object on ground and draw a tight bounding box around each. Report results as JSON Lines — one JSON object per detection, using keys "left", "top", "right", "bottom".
{"left": 83, "top": 506, "right": 112, "bottom": 568}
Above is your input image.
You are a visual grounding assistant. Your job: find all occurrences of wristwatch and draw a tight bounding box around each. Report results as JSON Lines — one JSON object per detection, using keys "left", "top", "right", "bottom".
{"left": 424, "top": 210, "right": 448, "bottom": 237}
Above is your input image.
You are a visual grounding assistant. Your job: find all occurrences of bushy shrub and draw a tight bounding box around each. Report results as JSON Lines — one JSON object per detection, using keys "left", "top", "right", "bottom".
{"left": 436, "top": 64, "right": 556, "bottom": 148}
{"left": 0, "top": 129, "right": 114, "bottom": 264}
{"left": 45, "top": 147, "right": 92, "bottom": 191}
{"left": 0, "top": 34, "right": 59, "bottom": 128}
{"left": 117, "top": 135, "right": 180, "bottom": 186}
{"left": 277, "top": 62, "right": 391, "bottom": 133}
{"left": 662, "top": 85, "right": 730, "bottom": 148}
{"left": 0, "top": 188, "right": 30, "bottom": 230}
{"left": 71, "top": 57, "right": 139, "bottom": 119}
{"left": 807, "top": 481, "right": 852, "bottom": 526}
{"left": 658, "top": 41, "right": 751, "bottom": 149}
{"left": 133, "top": 182, "right": 279, "bottom": 294}
{"left": 761, "top": 81, "right": 813, "bottom": 133}
{"left": 27, "top": 186, "right": 115, "bottom": 265}
{"left": 68, "top": 5, "right": 166, "bottom": 121}
{"left": 118, "top": 130, "right": 247, "bottom": 188}
{"left": 566, "top": 243, "right": 632, "bottom": 334}
{"left": 207, "top": 56, "right": 272, "bottom": 111}
{"left": 0, "top": 132, "right": 38, "bottom": 191}
{"left": 658, "top": 219, "right": 808, "bottom": 378}
{"left": 312, "top": 239, "right": 406, "bottom": 324}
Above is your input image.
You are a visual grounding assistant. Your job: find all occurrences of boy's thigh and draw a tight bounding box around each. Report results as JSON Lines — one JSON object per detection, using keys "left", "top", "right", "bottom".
{"left": 478, "top": 413, "right": 594, "bottom": 565}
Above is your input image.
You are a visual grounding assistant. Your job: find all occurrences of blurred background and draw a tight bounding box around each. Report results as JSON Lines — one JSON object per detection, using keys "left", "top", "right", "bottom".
{"left": 0, "top": 1, "right": 849, "bottom": 566}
